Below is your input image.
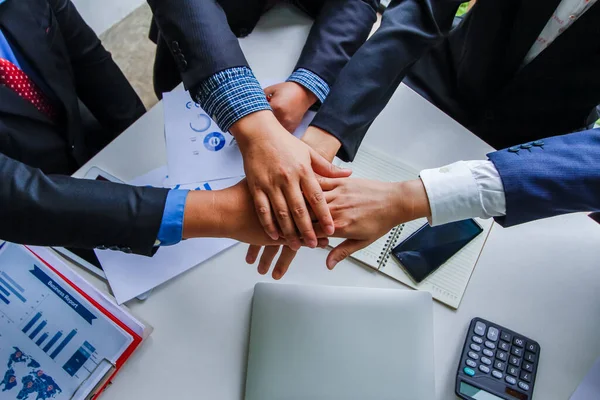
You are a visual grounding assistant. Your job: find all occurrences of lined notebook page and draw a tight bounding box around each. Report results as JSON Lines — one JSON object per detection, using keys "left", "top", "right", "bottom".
{"left": 332, "top": 146, "right": 493, "bottom": 309}
{"left": 331, "top": 147, "right": 420, "bottom": 268}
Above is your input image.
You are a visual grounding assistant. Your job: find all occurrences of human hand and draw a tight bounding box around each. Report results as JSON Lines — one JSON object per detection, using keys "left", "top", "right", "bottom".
{"left": 230, "top": 111, "right": 351, "bottom": 250}
{"left": 264, "top": 82, "right": 317, "bottom": 133}
{"left": 244, "top": 126, "right": 343, "bottom": 278}
{"left": 182, "top": 180, "right": 328, "bottom": 247}
{"left": 320, "top": 177, "right": 431, "bottom": 269}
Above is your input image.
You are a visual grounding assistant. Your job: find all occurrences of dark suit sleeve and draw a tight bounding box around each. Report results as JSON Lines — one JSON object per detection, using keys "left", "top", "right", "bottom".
{"left": 489, "top": 129, "right": 600, "bottom": 227}
{"left": 48, "top": 0, "right": 146, "bottom": 135}
{"left": 146, "top": 0, "right": 249, "bottom": 89}
{"left": 294, "top": 0, "right": 379, "bottom": 86}
{"left": 0, "top": 152, "right": 169, "bottom": 256}
{"left": 310, "top": 0, "right": 463, "bottom": 161}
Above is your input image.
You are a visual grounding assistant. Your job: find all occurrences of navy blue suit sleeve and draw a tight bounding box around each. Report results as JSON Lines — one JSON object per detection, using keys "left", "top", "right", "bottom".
{"left": 295, "top": 0, "right": 378, "bottom": 87}
{"left": 489, "top": 129, "right": 600, "bottom": 227}
{"left": 146, "top": 0, "right": 249, "bottom": 89}
{"left": 0, "top": 152, "right": 170, "bottom": 256}
{"left": 310, "top": 0, "right": 463, "bottom": 161}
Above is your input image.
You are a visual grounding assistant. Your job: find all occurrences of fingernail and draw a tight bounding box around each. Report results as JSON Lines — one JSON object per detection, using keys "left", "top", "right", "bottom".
{"left": 291, "top": 239, "right": 301, "bottom": 250}
{"left": 273, "top": 271, "right": 281, "bottom": 280}
{"left": 327, "top": 260, "right": 337, "bottom": 270}
{"left": 246, "top": 256, "right": 255, "bottom": 264}
{"left": 325, "top": 224, "right": 335, "bottom": 235}
{"left": 269, "top": 232, "right": 279, "bottom": 240}
{"left": 308, "top": 239, "right": 317, "bottom": 248}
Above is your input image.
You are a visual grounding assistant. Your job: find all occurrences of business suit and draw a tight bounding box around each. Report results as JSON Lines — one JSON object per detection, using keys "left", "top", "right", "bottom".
{"left": 147, "top": 0, "right": 379, "bottom": 98}
{"left": 0, "top": 0, "right": 169, "bottom": 255}
{"left": 311, "top": 0, "right": 600, "bottom": 158}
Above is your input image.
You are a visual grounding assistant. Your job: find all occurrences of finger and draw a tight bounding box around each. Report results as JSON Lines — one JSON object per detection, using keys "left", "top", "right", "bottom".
{"left": 317, "top": 238, "right": 329, "bottom": 248}
{"left": 284, "top": 183, "right": 318, "bottom": 249}
{"left": 326, "top": 239, "right": 371, "bottom": 270}
{"left": 269, "top": 190, "right": 301, "bottom": 251}
{"left": 310, "top": 150, "right": 352, "bottom": 178}
{"left": 246, "top": 245, "right": 261, "bottom": 264}
{"left": 273, "top": 247, "right": 298, "bottom": 280}
{"left": 317, "top": 176, "right": 339, "bottom": 191}
{"left": 253, "top": 189, "right": 279, "bottom": 240}
{"left": 263, "top": 84, "right": 277, "bottom": 94}
{"left": 301, "top": 175, "right": 334, "bottom": 236}
{"left": 258, "top": 246, "right": 280, "bottom": 275}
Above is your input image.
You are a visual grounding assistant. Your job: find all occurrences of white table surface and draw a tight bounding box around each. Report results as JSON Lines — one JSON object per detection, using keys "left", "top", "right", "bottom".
{"left": 72, "top": 6, "right": 600, "bottom": 399}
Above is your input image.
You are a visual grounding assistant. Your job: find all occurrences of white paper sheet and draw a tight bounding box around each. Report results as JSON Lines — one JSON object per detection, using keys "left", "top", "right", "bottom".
{"left": 163, "top": 87, "right": 315, "bottom": 185}
{"left": 570, "top": 357, "right": 600, "bottom": 399}
{"left": 95, "top": 167, "right": 242, "bottom": 304}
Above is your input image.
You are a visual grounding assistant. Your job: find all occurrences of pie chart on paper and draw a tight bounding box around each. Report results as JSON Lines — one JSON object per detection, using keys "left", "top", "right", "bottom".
{"left": 189, "top": 114, "right": 212, "bottom": 133}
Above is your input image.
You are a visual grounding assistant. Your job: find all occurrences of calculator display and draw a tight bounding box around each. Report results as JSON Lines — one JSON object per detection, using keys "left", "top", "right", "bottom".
{"left": 459, "top": 382, "right": 504, "bottom": 399}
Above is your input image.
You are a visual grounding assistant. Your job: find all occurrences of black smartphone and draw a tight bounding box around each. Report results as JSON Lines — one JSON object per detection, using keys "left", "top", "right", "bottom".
{"left": 391, "top": 219, "right": 483, "bottom": 283}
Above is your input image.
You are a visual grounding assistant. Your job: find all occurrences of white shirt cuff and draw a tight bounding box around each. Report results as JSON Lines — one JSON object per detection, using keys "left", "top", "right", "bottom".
{"left": 420, "top": 160, "right": 507, "bottom": 226}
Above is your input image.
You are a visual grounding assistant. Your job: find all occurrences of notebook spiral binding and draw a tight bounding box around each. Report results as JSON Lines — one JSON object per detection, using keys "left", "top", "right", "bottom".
{"left": 376, "top": 224, "right": 405, "bottom": 270}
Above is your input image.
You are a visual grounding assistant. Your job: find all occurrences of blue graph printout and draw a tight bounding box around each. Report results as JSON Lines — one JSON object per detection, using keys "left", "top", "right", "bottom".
{"left": 0, "top": 244, "right": 133, "bottom": 399}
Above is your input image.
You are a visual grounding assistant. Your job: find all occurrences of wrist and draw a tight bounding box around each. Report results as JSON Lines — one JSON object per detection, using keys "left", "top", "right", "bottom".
{"left": 302, "top": 127, "right": 341, "bottom": 162}
{"left": 182, "top": 190, "right": 230, "bottom": 239}
{"left": 229, "top": 110, "right": 278, "bottom": 146}
{"left": 392, "top": 180, "right": 432, "bottom": 224}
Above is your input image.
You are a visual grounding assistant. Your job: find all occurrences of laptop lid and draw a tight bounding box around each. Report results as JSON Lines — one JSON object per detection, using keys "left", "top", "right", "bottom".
{"left": 245, "top": 283, "right": 435, "bottom": 400}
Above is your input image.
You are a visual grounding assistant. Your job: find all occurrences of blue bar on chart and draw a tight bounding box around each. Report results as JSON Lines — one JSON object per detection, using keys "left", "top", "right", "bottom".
{"left": 36, "top": 332, "right": 49, "bottom": 346}
{"left": 203, "top": 183, "right": 212, "bottom": 190}
{"left": 0, "top": 277, "right": 26, "bottom": 302}
{"left": 22, "top": 312, "right": 42, "bottom": 334}
{"left": 50, "top": 329, "right": 77, "bottom": 360}
{"left": 0, "top": 292, "right": 8, "bottom": 305}
{"left": 0, "top": 284, "right": 9, "bottom": 297}
{"left": 1, "top": 271, "right": 24, "bottom": 292}
{"left": 29, "top": 320, "right": 47, "bottom": 340}
{"left": 43, "top": 331, "right": 63, "bottom": 353}
{"left": 63, "top": 341, "right": 96, "bottom": 377}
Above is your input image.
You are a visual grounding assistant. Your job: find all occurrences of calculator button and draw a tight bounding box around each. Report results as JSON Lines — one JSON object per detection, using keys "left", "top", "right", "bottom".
{"left": 520, "top": 371, "right": 532, "bottom": 383}
{"left": 469, "top": 351, "right": 480, "bottom": 360}
{"left": 526, "top": 342, "right": 538, "bottom": 353}
{"left": 509, "top": 356, "right": 521, "bottom": 367}
{"left": 523, "top": 362, "right": 534, "bottom": 372}
{"left": 479, "top": 365, "right": 490, "bottom": 374}
{"left": 511, "top": 347, "right": 523, "bottom": 357}
{"left": 483, "top": 349, "right": 494, "bottom": 357}
{"left": 496, "top": 351, "right": 508, "bottom": 362}
{"left": 508, "top": 366, "right": 519, "bottom": 376}
{"left": 485, "top": 341, "right": 496, "bottom": 350}
{"left": 487, "top": 327, "right": 500, "bottom": 342}
{"left": 492, "top": 370, "right": 503, "bottom": 379}
{"left": 499, "top": 341, "right": 510, "bottom": 351}
{"left": 494, "top": 360, "right": 505, "bottom": 371}
{"left": 470, "top": 343, "right": 482, "bottom": 352}
{"left": 463, "top": 367, "right": 475, "bottom": 377}
{"left": 506, "top": 376, "right": 517, "bottom": 385}
{"left": 518, "top": 381, "right": 530, "bottom": 391}
{"left": 501, "top": 331, "right": 512, "bottom": 342}
{"left": 524, "top": 352, "right": 536, "bottom": 363}
{"left": 513, "top": 337, "right": 525, "bottom": 347}
{"left": 474, "top": 321, "right": 487, "bottom": 336}
{"left": 472, "top": 336, "right": 484, "bottom": 344}
{"left": 481, "top": 357, "right": 492, "bottom": 365}
{"left": 466, "top": 359, "right": 477, "bottom": 368}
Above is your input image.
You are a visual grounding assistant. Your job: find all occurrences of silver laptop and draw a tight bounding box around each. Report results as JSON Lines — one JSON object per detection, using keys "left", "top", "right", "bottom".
{"left": 245, "top": 283, "right": 435, "bottom": 400}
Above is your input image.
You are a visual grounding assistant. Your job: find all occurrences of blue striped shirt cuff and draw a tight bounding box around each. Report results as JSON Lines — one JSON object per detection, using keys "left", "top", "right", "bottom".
{"left": 157, "top": 189, "right": 189, "bottom": 246}
{"left": 287, "top": 68, "right": 330, "bottom": 104}
{"left": 193, "top": 67, "right": 271, "bottom": 132}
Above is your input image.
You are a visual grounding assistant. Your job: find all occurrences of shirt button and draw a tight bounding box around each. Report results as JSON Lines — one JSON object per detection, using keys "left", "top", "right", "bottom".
{"left": 508, "top": 146, "right": 521, "bottom": 153}
{"left": 171, "top": 41, "right": 180, "bottom": 51}
{"left": 520, "top": 143, "right": 533, "bottom": 150}
{"left": 71, "top": 145, "right": 75, "bottom": 150}
{"left": 533, "top": 140, "right": 545, "bottom": 146}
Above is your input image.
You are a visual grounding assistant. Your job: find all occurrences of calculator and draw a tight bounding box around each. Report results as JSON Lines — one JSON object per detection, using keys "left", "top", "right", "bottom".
{"left": 456, "top": 318, "right": 540, "bottom": 400}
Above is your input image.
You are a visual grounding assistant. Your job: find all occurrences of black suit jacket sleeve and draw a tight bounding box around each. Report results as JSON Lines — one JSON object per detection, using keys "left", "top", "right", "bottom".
{"left": 0, "top": 152, "right": 169, "bottom": 255}
{"left": 49, "top": 0, "right": 146, "bottom": 135}
{"left": 295, "top": 0, "right": 378, "bottom": 87}
{"left": 146, "top": 0, "right": 249, "bottom": 89}
{"left": 310, "top": 0, "right": 463, "bottom": 161}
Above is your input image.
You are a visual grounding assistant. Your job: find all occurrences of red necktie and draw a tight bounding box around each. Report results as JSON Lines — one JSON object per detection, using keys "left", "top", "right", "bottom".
{"left": 0, "top": 58, "right": 57, "bottom": 120}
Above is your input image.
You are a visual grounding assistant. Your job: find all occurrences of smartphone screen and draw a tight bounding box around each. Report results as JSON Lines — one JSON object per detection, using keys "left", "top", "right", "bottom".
{"left": 391, "top": 219, "right": 483, "bottom": 283}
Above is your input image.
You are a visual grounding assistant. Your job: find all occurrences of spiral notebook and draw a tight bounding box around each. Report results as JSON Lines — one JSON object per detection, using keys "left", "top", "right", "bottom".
{"left": 332, "top": 147, "right": 493, "bottom": 309}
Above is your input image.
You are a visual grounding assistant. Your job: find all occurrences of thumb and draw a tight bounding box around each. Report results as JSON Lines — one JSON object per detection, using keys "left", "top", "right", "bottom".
{"left": 310, "top": 149, "right": 352, "bottom": 178}
{"left": 326, "top": 239, "right": 370, "bottom": 270}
